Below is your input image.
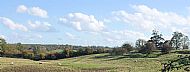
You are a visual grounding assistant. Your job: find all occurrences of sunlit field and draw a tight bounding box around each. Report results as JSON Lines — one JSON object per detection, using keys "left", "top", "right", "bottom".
{"left": 0, "top": 53, "right": 188, "bottom": 72}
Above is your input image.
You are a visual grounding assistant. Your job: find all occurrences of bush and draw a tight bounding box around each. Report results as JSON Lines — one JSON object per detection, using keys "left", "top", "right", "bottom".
{"left": 110, "top": 48, "right": 125, "bottom": 55}
{"left": 39, "top": 53, "right": 46, "bottom": 60}
{"left": 22, "top": 50, "right": 34, "bottom": 59}
{"left": 46, "top": 53, "right": 57, "bottom": 60}
{"left": 161, "top": 44, "right": 173, "bottom": 54}
{"left": 127, "top": 53, "right": 145, "bottom": 58}
{"left": 121, "top": 43, "right": 133, "bottom": 53}
{"left": 34, "top": 55, "right": 41, "bottom": 61}
{"left": 110, "top": 43, "right": 134, "bottom": 56}
{"left": 139, "top": 41, "right": 156, "bottom": 54}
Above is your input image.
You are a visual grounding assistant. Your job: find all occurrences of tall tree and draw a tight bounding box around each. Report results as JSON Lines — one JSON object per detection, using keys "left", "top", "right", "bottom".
{"left": 150, "top": 30, "right": 164, "bottom": 49}
{"left": 170, "top": 32, "right": 184, "bottom": 49}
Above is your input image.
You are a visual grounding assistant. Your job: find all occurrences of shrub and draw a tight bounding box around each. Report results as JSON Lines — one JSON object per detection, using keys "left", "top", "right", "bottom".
{"left": 121, "top": 43, "right": 133, "bottom": 53}
{"left": 161, "top": 44, "right": 173, "bottom": 54}
{"left": 39, "top": 53, "right": 46, "bottom": 60}
{"left": 128, "top": 53, "right": 145, "bottom": 58}
{"left": 139, "top": 41, "right": 156, "bottom": 54}
{"left": 22, "top": 50, "right": 34, "bottom": 59}
{"left": 46, "top": 53, "right": 57, "bottom": 60}
{"left": 110, "top": 48, "right": 124, "bottom": 55}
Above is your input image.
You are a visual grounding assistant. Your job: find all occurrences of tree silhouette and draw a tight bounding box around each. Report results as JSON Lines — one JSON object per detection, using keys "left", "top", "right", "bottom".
{"left": 150, "top": 30, "right": 164, "bottom": 49}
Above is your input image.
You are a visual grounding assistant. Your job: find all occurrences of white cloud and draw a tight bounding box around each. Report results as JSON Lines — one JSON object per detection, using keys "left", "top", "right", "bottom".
{"left": 163, "top": 35, "right": 172, "bottom": 40}
{"left": 59, "top": 13, "right": 105, "bottom": 32}
{"left": 28, "top": 20, "right": 55, "bottom": 32}
{"left": 35, "top": 34, "right": 43, "bottom": 39}
{"left": 101, "top": 30, "right": 148, "bottom": 45}
{"left": 12, "top": 33, "right": 43, "bottom": 41}
{"left": 17, "top": 5, "right": 48, "bottom": 18}
{"left": 103, "top": 19, "right": 111, "bottom": 23}
{"left": 0, "top": 17, "right": 28, "bottom": 32}
{"left": 107, "top": 5, "right": 190, "bottom": 46}
{"left": 65, "top": 32, "right": 77, "bottom": 40}
{"left": 112, "top": 5, "right": 190, "bottom": 31}
{"left": 0, "top": 35, "right": 6, "bottom": 39}
{"left": 28, "top": 7, "right": 48, "bottom": 18}
{"left": 17, "top": 5, "right": 28, "bottom": 13}
{"left": 171, "top": 27, "right": 190, "bottom": 36}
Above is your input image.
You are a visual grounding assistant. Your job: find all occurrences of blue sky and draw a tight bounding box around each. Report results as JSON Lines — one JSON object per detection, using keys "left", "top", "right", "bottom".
{"left": 0, "top": 0, "right": 190, "bottom": 47}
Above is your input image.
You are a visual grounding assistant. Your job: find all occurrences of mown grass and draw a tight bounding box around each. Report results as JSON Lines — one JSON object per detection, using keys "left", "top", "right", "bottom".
{"left": 0, "top": 53, "right": 189, "bottom": 72}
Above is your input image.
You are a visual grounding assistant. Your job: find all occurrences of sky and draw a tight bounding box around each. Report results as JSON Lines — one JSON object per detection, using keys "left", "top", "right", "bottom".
{"left": 1, "top": 0, "right": 190, "bottom": 47}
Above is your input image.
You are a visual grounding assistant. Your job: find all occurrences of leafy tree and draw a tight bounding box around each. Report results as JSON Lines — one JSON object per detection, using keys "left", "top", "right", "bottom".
{"left": 39, "top": 53, "right": 46, "bottom": 60}
{"left": 122, "top": 43, "right": 133, "bottom": 53}
{"left": 170, "top": 32, "right": 184, "bottom": 49}
{"left": 32, "top": 45, "right": 40, "bottom": 55}
{"left": 16, "top": 43, "right": 24, "bottom": 52}
{"left": 110, "top": 47, "right": 124, "bottom": 55}
{"left": 63, "top": 45, "right": 73, "bottom": 57}
{"left": 135, "top": 39, "right": 147, "bottom": 48}
{"left": 110, "top": 43, "right": 133, "bottom": 56}
{"left": 161, "top": 41, "right": 173, "bottom": 54}
{"left": 78, "top": 48, "right": 85, "bottom": 55}
{"left": 139, "top": 40, "right": 156, "bottom": 54}
{"left": 96, "top": 48, "right": 105, "bottom": 54}
{"left": 84, "top": 47, "right": 93, "bottom": 55}
{"left": 182, "top": 36, "right": 190, "bottom": 49}
{"left": 22, "top": 50, "right": 34, "bottom": 59}
{"left": 0, "top": 37, "right": 7, "bottom": 53}
{"left": 32, "top": 45, "right": 41, "bottom": 60}
{"left": 150, "top": 30, "right": 164, "bottom": 49}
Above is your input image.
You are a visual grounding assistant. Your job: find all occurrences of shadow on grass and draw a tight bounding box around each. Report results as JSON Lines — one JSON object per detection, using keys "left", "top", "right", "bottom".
{"left": 91, "top": 53, "right": 163, "bottom": 61}
{"left": 92, "top": 54, "right": 114, "bottom": 59}
{"left": 80, "top": 67, "right": 114, "bottom": 72}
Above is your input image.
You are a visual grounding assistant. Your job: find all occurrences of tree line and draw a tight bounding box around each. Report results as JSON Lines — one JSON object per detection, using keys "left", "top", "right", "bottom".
{"left": 0, "top": 39, "right": 110, "bottom": 60}
{"left": 110, "top": 30, "right": 190, "bottom": 55}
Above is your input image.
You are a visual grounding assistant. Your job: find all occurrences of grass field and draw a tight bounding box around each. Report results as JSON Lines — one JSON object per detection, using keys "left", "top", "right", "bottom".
{"left": 0, "top": 53, "right": 188, "bottom": 72}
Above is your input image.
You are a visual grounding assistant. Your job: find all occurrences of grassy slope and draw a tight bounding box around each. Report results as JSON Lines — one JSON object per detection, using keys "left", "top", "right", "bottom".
{"left": 0, "top": 53, "right": 187, "bottom": 72}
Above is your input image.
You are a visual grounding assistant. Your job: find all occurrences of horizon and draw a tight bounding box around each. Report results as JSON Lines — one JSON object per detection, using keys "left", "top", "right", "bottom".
{"left": 1, "top": 0, "right": 190, "bottom": 47}
{"left": 6, "top": 43, "right": 112, "bottom": 47}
